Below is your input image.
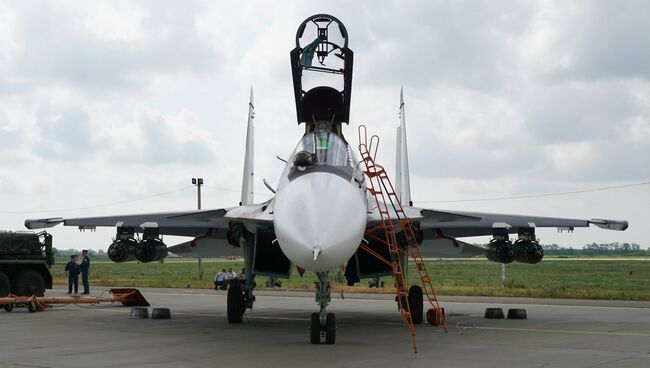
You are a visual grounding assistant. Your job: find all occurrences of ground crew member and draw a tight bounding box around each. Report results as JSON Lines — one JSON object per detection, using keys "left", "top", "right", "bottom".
{"left": 80, "top": 249, "right": 91, "bottom": 294}
{"left": 64, "top": 255, "right": 80, "bottom": 294}
{"left": 226, "top": 267, "right": 238, "bottom": 286}
{"left": 214, "top": 269, "right": 227, "bottom": 290}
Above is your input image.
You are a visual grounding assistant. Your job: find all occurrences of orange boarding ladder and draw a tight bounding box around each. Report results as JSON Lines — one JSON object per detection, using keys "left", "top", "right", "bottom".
{"left": 357, "top": 125, "right": 447, "bottom": 353}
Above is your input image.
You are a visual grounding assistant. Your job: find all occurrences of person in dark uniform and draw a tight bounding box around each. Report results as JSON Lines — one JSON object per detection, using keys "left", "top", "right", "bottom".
{"left": 80, "top": 249, "right": 91, "bottom": 294}
{"left": 64, "top": 255, "right": 80, "bottom": 294}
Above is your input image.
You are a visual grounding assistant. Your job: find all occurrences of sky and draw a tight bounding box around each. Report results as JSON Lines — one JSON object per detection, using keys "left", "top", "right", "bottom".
{"left": 0, "top": 0, "right": 648, "bottom": 251}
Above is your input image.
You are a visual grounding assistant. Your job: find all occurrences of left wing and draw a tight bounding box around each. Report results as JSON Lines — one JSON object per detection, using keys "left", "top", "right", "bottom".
{"left": 412, "top": 207, "right": 628, "bottom": 238}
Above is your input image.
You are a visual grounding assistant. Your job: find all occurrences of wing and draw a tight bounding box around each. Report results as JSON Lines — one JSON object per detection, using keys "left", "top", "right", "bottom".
{"left": 412, "top": 207, "right": 628, "bottom": 238}
{"left": 24, "top": 200, "right": 274, "bottom": 237}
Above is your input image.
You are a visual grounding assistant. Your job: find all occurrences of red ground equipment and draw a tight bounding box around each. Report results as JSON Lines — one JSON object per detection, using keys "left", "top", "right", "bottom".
{"left": 0, "top": 288, "right": 149, "bottom": 313}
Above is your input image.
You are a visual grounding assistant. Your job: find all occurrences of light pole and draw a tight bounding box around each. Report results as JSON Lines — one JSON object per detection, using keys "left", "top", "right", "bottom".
{"left": 192, "top": 177, "right": 204, "bottom": 280}
{"left": 192, "top": 178, "right": 203, "bottom": 210}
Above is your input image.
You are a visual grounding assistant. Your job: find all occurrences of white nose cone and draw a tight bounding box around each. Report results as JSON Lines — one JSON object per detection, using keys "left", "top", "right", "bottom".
{"left": 274, "top": 172, "right": 366, "bottom": 272}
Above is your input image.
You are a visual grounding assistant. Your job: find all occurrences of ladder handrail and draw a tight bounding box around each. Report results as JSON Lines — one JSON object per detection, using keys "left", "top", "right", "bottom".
{"left": 358, "top": 124, "right": 368, "bottom": 150}
{"left": 369, "top": 134, "right": 380, "bottom": 161}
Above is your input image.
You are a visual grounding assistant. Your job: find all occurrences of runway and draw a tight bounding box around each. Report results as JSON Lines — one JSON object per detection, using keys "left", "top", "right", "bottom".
{"left": 1, "top": 287, "right": 649, "bottom": 368}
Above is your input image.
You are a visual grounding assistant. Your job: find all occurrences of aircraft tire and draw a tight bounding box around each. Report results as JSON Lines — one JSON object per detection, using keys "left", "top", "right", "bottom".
{"left": 408, "top": 285, "right": 423, "bottom": 324}
{"left": 309, "top": 312, "right": 321, "bottom": 344}
{"left": 325, "top": 313, "right": 336, "bottom": 344}
{"left": 227, "top": 284, "right": 244, "bottom": 323}
{"left": 0, "top": 271, "right": 10, "bottom": 297}
{"left": 12, "top": 269, "right": 45, "bottom": 297}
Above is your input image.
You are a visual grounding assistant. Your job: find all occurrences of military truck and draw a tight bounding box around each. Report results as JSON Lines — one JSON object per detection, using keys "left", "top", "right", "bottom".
{"left": 0, "top": 231, "right": 54, "bottom": 297}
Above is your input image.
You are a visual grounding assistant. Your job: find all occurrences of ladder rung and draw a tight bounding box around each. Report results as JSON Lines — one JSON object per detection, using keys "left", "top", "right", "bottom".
{"left": 366, "top": 170, "right": 385, "bottom": 177}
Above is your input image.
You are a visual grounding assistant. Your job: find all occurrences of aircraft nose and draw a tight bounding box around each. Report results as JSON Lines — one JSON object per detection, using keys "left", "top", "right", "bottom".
{"left": 274, "top": 171, "right": 367, "bottom": 272}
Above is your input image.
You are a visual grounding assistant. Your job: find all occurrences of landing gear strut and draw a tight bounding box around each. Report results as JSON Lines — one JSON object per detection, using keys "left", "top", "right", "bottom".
{"left": 226, "top": 229, "right": 256, "bottom": 324}
{"left": 310, "top": 272, "right": 335, "bottom": 344}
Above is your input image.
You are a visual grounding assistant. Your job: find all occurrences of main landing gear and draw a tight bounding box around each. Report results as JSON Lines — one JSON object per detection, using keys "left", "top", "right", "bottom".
{"left": 227, "top": 239, "right": 256, "bottom": 324}
{"left": 226, "top": 281, "right": 256, "bottom": 323}
{"left": 310, "top": 272, "right": 336, "bottom": 344}
{"left": 408, "top": 285, "right": 423, "bottom": 324}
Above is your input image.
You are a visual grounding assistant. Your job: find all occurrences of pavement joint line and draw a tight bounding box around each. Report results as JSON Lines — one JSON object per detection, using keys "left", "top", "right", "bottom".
{"left": 245, "top": 315, "right": 404, "bottom": 326}
{"left": 88, "top": 308, "right": 405, "bottom": 325}
{"left": 477, "top": 326, "right": 650, "bottom": 337}
{"left": 122, "top": 291, "right": 650, "bottom": 310}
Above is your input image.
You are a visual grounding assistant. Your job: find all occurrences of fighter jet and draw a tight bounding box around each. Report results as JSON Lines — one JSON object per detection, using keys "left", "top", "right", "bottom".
{"left": 25, "top": 14, "right": 628, "bottom": 346}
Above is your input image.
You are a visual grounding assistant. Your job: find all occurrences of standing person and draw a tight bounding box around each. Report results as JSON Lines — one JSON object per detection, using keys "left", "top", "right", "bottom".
{"left": 214, "top": 269, "right": 227, "bottom": 290}
{"left": 80, "top": 250, "right": 91, "bottom": 294}
{"left": 239, "top": 268, "right": 246, "bottom": 284}
{"left": 239, "top": 268, "right": 248, "bottom": 290}
{"left": 226, "top": 267, "right": 238, "bottom": 286}
{"left": 64, "top": 255, "right": 80, "bottom": 295}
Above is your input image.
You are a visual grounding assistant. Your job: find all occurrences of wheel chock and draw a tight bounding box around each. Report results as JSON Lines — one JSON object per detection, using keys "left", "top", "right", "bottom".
{"left": 484, "top": 308, "right": 505, "bottom": 319}
{"left": 129, "top": 307, "right": 149, "bottom": 319}
{"left": 151, "top": 308, "right": 171, "bottom": 319}
{"left": 507, "top": 308, "right": 527, "bottom": 319}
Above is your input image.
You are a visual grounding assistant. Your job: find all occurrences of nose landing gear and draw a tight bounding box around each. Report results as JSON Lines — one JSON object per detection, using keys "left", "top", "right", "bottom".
{"left": 310, "top": 271, "right": 336, "bottom": 344}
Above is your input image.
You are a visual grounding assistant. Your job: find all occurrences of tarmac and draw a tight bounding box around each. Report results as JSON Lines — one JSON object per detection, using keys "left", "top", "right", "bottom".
{"left": 1, "top": 286, "right": 649, "bottom": 368}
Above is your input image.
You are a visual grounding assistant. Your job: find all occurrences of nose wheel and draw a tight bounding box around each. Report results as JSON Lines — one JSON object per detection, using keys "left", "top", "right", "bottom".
{"left": 310, "top": 312, "right": 336, "bottom": 344}
{"left": 310, "top": 272, "right": 336, "bottom": 344}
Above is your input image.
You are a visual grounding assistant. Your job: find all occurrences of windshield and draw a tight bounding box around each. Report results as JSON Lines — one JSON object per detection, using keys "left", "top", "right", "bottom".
{"left": 293, "top": 130, "right": 350, "bottom": 166}
{"left": 276, "top": 130, "right": 365, "bottom": 191}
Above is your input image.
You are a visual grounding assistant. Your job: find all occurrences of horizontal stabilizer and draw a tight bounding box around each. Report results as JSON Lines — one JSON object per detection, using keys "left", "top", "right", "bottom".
{"left": 589, "top": 219, "right": 629, "bottom": 231}
{"left": 24, "top": 217, "right": 64, "bottom": 229}
{"left": 419, "top": 209, "right": 481, "bottom": 223}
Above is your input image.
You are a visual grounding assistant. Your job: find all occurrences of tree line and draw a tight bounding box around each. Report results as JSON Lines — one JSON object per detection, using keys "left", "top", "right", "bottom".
{"left": 52, "top": 248, "right": 107, "bottom": 257}
{"left": 542, "top": 242, "right": 649, "bottom": 256}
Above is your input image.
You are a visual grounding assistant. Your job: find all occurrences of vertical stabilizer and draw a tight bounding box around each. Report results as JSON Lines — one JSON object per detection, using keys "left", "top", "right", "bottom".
{"left": 395, "top": 87, "right": 412, "bottom": 206}
{"left": 395, "top": 126, "right": 402, "bottom": 199}
{"left": 241, "top": 86, "right": 255, "bottom": 205}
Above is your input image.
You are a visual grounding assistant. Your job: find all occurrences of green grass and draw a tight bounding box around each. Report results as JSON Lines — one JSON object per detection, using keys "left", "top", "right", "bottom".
{"left": 50, "top": 258, "right": 650, "bottom": 301}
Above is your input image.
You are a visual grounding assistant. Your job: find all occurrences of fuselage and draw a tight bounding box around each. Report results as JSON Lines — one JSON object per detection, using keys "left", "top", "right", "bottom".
{"left": 273, "top": 129, "right": 367, "bottom": 271}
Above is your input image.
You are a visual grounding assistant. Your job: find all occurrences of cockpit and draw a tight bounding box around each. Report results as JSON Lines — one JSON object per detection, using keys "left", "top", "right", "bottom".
{"left": 294, "top": 130, "right": 351, "bottom": 167}
{"left": 277, "top": 130, "right": 365, "bottom": 190}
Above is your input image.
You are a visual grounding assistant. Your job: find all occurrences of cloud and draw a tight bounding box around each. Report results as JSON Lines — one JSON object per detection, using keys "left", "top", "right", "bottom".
{"left": 1, "top": 1, "right": 223, "bottom": 96}
{"left": 102, "top": 105, "right": 217, "bottom": 165}
{"left": 0, "top": 1, "right": 648, "bottom": 250}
